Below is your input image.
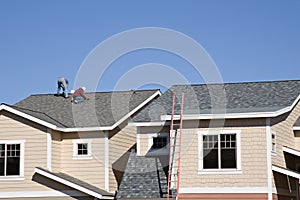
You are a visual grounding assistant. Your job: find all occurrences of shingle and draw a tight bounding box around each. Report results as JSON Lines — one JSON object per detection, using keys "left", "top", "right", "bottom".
{"left": 35, "top": 167, "right": 114, "bottom": 197}
{"left": 13, "top": 90, "right": 159, "bottom": 128}
{"left": 133, "top": 80, "right": 300, "bottom": 122}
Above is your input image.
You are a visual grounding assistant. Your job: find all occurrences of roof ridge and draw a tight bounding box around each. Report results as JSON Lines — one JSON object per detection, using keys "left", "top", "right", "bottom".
{"left": 29, "top": 89, "right": 160, "bottom": 96}
{"left": 170, "top": 79, "right": 300, "bottom": 87}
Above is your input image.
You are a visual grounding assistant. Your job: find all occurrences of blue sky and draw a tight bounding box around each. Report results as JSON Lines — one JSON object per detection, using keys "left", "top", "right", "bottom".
{"left": 0, "top": 0, "right": 299, "bottom": 104}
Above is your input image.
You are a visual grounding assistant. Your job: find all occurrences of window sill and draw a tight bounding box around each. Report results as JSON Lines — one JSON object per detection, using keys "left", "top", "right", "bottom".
{"left": 198, "top": 169, "right": 242, "bottom": 175}
{"left": 0, "top": 176, "right": 25, "bottom": 181}
{"left": 72, "top": 156, "right": 93, "bottom": 160}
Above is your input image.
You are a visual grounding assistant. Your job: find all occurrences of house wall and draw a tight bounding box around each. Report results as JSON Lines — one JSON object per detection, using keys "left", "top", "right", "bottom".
{"left": 271, "top": 103, "right": 300, "bottom": 167}
{"left": 138, "top": 118, "right": 269, "bottom": 195}
{"left": 60, "top": 131, "right": 106, "bottom": 190}
{"left": 270, "top": 101, "right": 300, "bottom": 197}
{"left": 0, "top": 111, "right": 55, "bottom": 193}
{"left": 51, "top": 130, "right": 62, "bottom": 172}
{"left": 109, "top": 124, "right": 137, "bottom": 192}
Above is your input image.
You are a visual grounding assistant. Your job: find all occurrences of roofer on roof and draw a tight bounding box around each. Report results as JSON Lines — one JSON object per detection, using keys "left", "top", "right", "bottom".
{"left": 72, "top": 87, "right": 89, "bottom": 104}
{"left": 56, "top": 77, "right": 69, "bottom": 98}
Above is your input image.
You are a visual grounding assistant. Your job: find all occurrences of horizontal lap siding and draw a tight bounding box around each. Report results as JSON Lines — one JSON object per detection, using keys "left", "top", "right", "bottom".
{"left": 180, "top": 124, "right": 268, "bottom": 188}
{"left": 109, "top": 125, "right": 136, "bottom": 192}
{"left": 0, "top": 113, "right": 50, "bottom": 192}
{"left": 179, "top": 193, "right": 268, "bottom": 200}
{"left": 272, "top": 102, "right": 300, "bottom": 167}
{"left": 61, "top": 132, "right": 105, "bottom": 189}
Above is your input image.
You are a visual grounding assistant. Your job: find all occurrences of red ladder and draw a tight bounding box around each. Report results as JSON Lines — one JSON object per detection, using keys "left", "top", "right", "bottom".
{"left": 167, "top": 93, "right": 184, "bottom": 200}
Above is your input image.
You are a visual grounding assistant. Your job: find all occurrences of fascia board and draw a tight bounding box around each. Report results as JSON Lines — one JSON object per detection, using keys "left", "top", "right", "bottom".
{"left": 272, "top": 165, "right": 300, "bottom": 179}
{"left": 0, "top": 104, "right": 57, "bottom": 130}
{"left": 283, "top": 146, "right": 300, "bottom": 157}
{"left": 34, "top": 168, "right": 106, "bottom": 199}
{"left": 128, "top": 121, "right": 169, "bottom": 127}
{"left": 1, "top": 90, "right": 161, "bottom": 133}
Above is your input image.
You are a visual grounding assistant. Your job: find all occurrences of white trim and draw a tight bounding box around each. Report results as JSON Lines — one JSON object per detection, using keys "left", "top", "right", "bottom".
{"left": 198, "top": 130, "right": 241, "bottom": 173}
{"left": 72, "top": 139, "right": 92, "bottom": 159}
{"left": 129, "top": 121, "right": 169, "bottom": 127}
{"left": 0, "top": 140, "right": 25, "bottom": 179}
{"left": 0, "top": 104, "right": 57, "bottom": 129}
{"left": 161, "top": 95, "right": 300, "bottom": 121}
{"left": 293, "top": 126, "right": 300, "bottom": 131}
{"left": 283, "top": 146, "right": 300, "bottom": 157}
{"left": 0, "top": 190, "right": 87, "bottom": 198}
{"left": 266, "top": 118, "right": 272, "bottom": 200}
{"left": 47, "top": 128, "right": 52, "bottom": 171}
{"left": 272, "top": 165, "right": 300, "bottom": 179}
{"left": 34, "top": 168, "right": 113, "bottom": 199}
{"left": 104, "top": 132, "right": 109, "bottom": 191}
{"left": 0, "top": 90, "right": 160, "bottom": 132}
{"left": 179, "top": 187, "right": 269, "bottom": 194}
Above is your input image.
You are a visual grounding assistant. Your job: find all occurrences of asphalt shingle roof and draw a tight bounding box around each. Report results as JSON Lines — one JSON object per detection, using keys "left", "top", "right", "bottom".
{"left": 133, "top": 80, "right": 300, "bottom": 122}
{"left": 35, "top": 167, "right": 114, "bottom": 197}
{"left": 12, "top": 90, "right": 159, "bottom": 128}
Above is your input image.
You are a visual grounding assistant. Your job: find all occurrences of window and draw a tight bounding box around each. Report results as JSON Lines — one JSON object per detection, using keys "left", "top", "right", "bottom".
{"left": 0, "top": 141, "right": 24, "bottom": 178}
{"left": 271, "top": 131, "right": 276, "bottom": 155}
{"left": 73, "top": 139, "right": 92, "bottom": 159}
{"left": 199, "top": 130, "right": 241, "bottom": 173}
{"left": 153, "top": 137, "right": 167, "bottom": 149}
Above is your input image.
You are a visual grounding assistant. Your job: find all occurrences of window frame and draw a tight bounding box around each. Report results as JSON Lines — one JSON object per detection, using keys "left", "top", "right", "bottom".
{"left": 198, "top": 130, "right": 241, "bottom": 174}
{"left": 147, "top": 132, "right": 170, "bottom": 155}
{"left": 72, "top": 139, "right": 92, "bottom": 160}
{"left": 0, "top": 140, "right": 25, "bottom": 180}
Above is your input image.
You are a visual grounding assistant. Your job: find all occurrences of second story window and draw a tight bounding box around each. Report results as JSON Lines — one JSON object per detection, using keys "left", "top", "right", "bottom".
{"left": 199, "top": 130, "right": 241, "bottom": 173}
{"left": 73, "top": 139, "right": 92, "bottom": 159}
{"left": 77, "top": 143, "right": 88, "bottom": 156}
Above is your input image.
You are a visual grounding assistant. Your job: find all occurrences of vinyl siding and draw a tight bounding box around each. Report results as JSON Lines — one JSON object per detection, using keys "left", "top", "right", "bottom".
{"left": 60, "top": 132, "right": 106, "bottom": 190}
{"left": 52, "top": 130, "right": 62, "bottom": 172}
{"left": 109, "top": 125, "right": 136, "bottom": 192}
{"left": 0, "top": 112, "right": 52, "bottom": 192}
{"left": 271, "top": 101, "right": 300, "bottom": 167}
{"left": 138, "top": 118, "right": 268, "bottom": 189}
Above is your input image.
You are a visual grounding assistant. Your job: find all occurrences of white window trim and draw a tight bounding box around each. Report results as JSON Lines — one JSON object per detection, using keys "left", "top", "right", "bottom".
{"left": 72, "top": 139, "right": 92, "bottom": 160}
{"left": 147, "top": 132, "right": 170, "bottom": 155}
{"left": 271, "top": 130, "right": 277, "bottom": 156}
{"left": 198, "top": 130, "right": 241, "bottom": 174}
{"left": 0, "top": 140, "right": 25, "bottom": 180}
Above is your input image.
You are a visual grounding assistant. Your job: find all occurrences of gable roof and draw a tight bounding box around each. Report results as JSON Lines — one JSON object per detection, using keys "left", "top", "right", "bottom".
{"left": 0, "top": 89, "right": 160, "bottom": 131}
{"left": 34, "top": 167, "right": 114, "bottom": 199}
{"left": 132, "top": 80, "right": 300, "bottom": 123}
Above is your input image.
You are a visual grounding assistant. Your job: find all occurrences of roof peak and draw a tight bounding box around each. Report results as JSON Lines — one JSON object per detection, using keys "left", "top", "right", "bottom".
{"left": 171, "top": 79, "right": 300, "bottom": 87}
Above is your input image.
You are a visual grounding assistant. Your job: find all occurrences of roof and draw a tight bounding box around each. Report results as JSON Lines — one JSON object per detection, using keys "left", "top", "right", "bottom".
{"left": 133, "top": 80, "right": 300, "bottom": 122}
{"left": 34, "top": 167, "right": 114, "bottom": 199}
{"left": 294, "top": 117, "right": 300, "bottom": 128}
{"left": 0, "top": 89, "right": 160, "bottom": 131}
{"left": 117, "top": 150, "right": 168, "bottom": 199}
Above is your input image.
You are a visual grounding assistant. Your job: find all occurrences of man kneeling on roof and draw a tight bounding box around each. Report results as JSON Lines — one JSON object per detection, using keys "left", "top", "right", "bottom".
{"left": 72, "top": 87, "right": 89, "bottom": 104}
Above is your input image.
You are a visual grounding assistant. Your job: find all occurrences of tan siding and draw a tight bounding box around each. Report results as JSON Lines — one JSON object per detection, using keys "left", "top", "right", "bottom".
{"left": 179, "top": 125, "right": 268, "bottom": 188}
{"left": 109, "top": 125, "right": 136, "bottom": 192}
{"left": 139, "top": 118, "right": 268, "bottom": 189}
{"left": 52, "top": 130, "right": 62, "bottom": 171}
{"left": 271, "top": 102, "right": 300, "bottom": 167}
{"left": 0, "top": 113, "right": 55, "bottom": 192}
{"left": 60, "top": 132, "right": 106, "bottom": 190}
{"left": 179, "top": 193, "right": 268, "bottom": 200}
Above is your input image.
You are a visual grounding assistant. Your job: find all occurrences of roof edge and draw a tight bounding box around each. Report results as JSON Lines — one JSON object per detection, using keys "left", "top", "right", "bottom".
{"left": 1, "top": 90, "right": 161, "bottom": 132}
{"left": 160, "top": 94, "right": 300, "bottom": 121}
{"left": 34, "top": 168, "right": 114, "bottom": 199}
